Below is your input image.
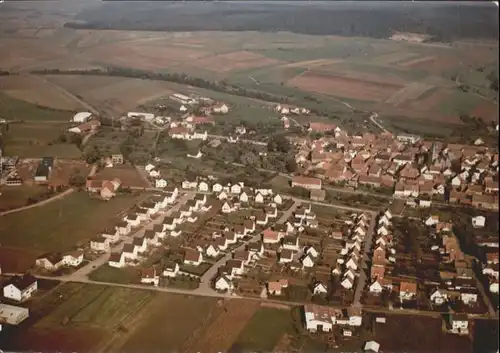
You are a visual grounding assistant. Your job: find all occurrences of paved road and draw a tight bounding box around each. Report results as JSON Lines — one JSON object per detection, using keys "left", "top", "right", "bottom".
{"left": 67, "top": 192, "right": 193, "bottom": 281}
{"left": 207, "top": 134, "right": 267, "bottom": 146}
{"left": 197, "top": 198, "right": 301, "bottom": 293}
{"left": 353, "top": 211, "right": 377, "bottom": 307}
{"left": 0, "top": 188, "right": 74, "bottom": 216}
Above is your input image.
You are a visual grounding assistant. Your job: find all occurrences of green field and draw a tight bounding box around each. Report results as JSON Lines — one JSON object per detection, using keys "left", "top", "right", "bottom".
{"left": 0, "top": 185, "right": 50, "bottom": 211}
{"left": 3, "top": 121, "right": 81, "bottom": 158}
{"left": 437, "top": 90, "right": 482, "bottom": 117}
{"left": 231, "top": 308, "right": 295, "bottom": 351}
{"left": 0, "top": 92, "right": 74, "bottom": 121}
{"left": 37, "top": 284, "right": 154, "bottom": 329}
{"left": 0, "top": 191, "right": 147, "bottom": 252}
{"left": 88, "top": 265, "right": 139, "bottom": 284}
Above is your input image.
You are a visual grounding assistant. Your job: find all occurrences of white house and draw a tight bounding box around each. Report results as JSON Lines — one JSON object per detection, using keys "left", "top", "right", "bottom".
{"left": 215, "top": 275, "right": 233, "bottom": 291}
{"left": 313, "top": 282, "right": 328, "bottom": 295}
{"left": 273, "top": 194, "right": 283, "bottom": 205}
{"left": 163, "top": 262, "right": 180, "bottom": 277}
{"left": 206, "top": 244, "right": 220, "bottom": 258}
{"left": 364, "top": 341, "right": 380, "bottom": 353}
{"left": 239, "top": 192, "right": 249, "bottom": 203}
{"left": 302, "top": 254, "right": 315, "bottom": 268}
{"left": 425, "top": 215, "right": 439, "bottom": 227}
{"left": 149, "top": 169, "right": 161, "bottom": 178}
{"left": 198, "top": 181, "right": 209, "bottom": 192}
{"left": 230, "top": 183, "right": 242, "bottom": 195}
{"left": 184, "top": 249, "right": 203, "bottom": 266}
{"left": 3, "top": 275, "right": 38, "bottom": 302}
{"left": 155, "top": 179, "right": 168, "bottom": 188}
{"left": 212, "top": 183, "right": 223, "bottom": 193}
{"left": 145, "top": 163, "right": 156, "bottom": 172}
{"left": 341, "top": 276, "right": 354, "bottom": 290}
{"left": 303, "top": 304, "right": 334, "bottom": 332}
{"left": 72, "top": 112, "right": 92, "bottom": 123}
{"left": 140, "top": 268, "right": 160, "bottom": 287}
{"left": 472, "top": 216, "right": 486, "bottom": 229}
{"left": 255, "top": 193, "right": 265, "bottom": 204}
{"left": 62, "top": 251, "right": 84, "bottom": 267}
{"left": 108, "top": 252, "right": 125, "bottom": 268}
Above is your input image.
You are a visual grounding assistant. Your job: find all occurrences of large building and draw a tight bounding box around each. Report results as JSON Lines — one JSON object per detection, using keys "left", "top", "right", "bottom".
{"left": 291, "top": 176, "right": 322, "bottom": 190}
{"left": 0, "top": 304, "right": 29, "bottom": 325}
{"left": 71, "top": 112, "right": 93, "bottom": 123}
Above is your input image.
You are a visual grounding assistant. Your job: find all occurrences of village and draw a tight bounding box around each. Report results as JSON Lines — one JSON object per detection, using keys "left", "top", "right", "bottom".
{"left": 0, "top": 91, "right": 498, "bottom": 352}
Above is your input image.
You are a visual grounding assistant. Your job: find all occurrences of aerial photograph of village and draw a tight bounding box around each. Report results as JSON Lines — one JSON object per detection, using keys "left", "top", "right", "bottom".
{"left": 0, "top": 0, "right": 498, "bottom": 352}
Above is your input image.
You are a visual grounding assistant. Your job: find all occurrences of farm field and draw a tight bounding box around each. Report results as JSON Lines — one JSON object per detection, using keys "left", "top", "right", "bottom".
{"left": 0, "top": 245, "right": 40, "bottom": 273}
{"left": 230, "top": 306, "right": 294, "bottom": 352}
{"left": 0, "top": 184, "right": 50, "bottom": 212}
{"left": 117, "top": 294, "right": 219, "bottom": 352}
{"left": 182, "top": 299, "right": 260, "bottom": 353}
{"left": 0, "top": 92, "right": 74, "bottom": 122}
{"left": 94, "top": 165, "right": 149, "bottom": 188}
{"left": 49, "top": 160, "right": 91, "bottom": 186}
{"left": 2, "top": 122, "right": 81, "bottom": 158}
{"left": 0, "top": 75, "right": 85, "bottom": 111}
{"left": 0, "top": 191, "right": 148, "bottom": 253}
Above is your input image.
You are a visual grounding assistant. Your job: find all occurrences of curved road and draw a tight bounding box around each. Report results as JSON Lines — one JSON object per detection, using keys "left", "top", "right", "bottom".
{"left": 0, "top": 188, "right": 74, "bottom": 216}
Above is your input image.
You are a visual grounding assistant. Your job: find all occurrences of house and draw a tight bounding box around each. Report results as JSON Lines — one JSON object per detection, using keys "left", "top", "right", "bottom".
{"left": 449, "top": 314, "right": 469, "bottom": 335}
{"left": 268, "top": 281, "right": 286, "bottom": 296}
{"left": 212, "top": 103, "right": 229, "bottom": 114}
{"left": 140, "top": 268, "right": 159, "bottom": 287}
{"left": 472, "top": 216, "right": 486, "bottom": 228}
{"left": 460, "top": 290, "right": 478, "bottom": 305}
{"left": 184, "top": 249, "right": 203, "bottom": 266}
{"left": 91, "top": 236, "right": 110, "bottom": 252}
{"left": 212, "top": 183, "right": 223, "bottom": 193}
{"left": 273, "top": 194, "right": 283, "bottom": 205}
{"left": 254, "top": 192, "right": 265, "bottom": 204}
{"left": 313, "top": 282, "right": 328, "bottom": 295}
{"left": 155, "top": 178, "right": 167, "bottom": 188}
{"left": 233, "top": 250, "right": 252, "bottom": 266}
{"left": 369, "top": 278, "right": 392, "bottom": 293}
{"left": 279, "top": 249, "right": 294, "bottom": 264}
{"left": 182, "top": 179, "right": 198, "bottom": 189}
{"left": 205, "top": 244, "right": 220, "bottom": 258}
{"left": 221, "top": 201, "right": 237, "bottom": 214}
{"left": 215, "top": 275, "right": 233, "bottom": 291}
{"left": 425, "top": 215, "right": 439, "bottom": 227}
{"left": 341, "top": 276, "right": 354, "bottom": 290}
{"left": 283, "top": 236, "right": 300, "bottom": 251}
{"left": 302, "top": 254, "right": 315, "bottom": 268}
{"left": 364, "top": 341, "right": 380, "bottom": 353}
{"left": 230, "top": 183, "right": 242, "bottom": 195}
{"left": 226, "top": 259, "right": 245, "bottom": 277}
{"left": 239, "top": 191, "right": 249, "bottom": 203}
{"left": 306, "top": 246, "right": 319, "bottom": 258}
{"left": 218, "top": 190, "right": 229, "bottom": 200}
{"left": 291, "top": 176, "right": 322, "bottom": 190}
{"left": 256, "top": 212, "right": 269, "bottom": 226}
{"left": 72, "top": 111, "right": 92, "bottom": 123}
{"left": 399, "top": 281, "right": 417, "bottom": 300}
{"left": 430, "top": 288, "right": 449, "bottom": 305}
{"left": 0, "top": 304, "right": 30, "bottom": 326}
{"left": 3, "top": 275, "right": 38, "bottom": 302}
{"left": 35, "top": 253, "right": 65, "bottom": 271}
{"left": 263, "top": 229, "right": 283, "bottom": 244}
{"left": 248, "top": 242, "right": 264, "bottom": 257}
{"left": 303, "top": 304, "right": 335, "bottom": 332}
{"left": 163, "top": 262, "right": 180, "bottom": 277}
{"left": 197, "top": 181, "right": 209, "bottom": 192}
{"left": 347, "top": 307, "right": 363, "bottom": 326}
{"left": 108, "top": 252, "right": 125, "bottom": 268}
{"left": 63, "top": 251, "right": 84, "bottom": 267}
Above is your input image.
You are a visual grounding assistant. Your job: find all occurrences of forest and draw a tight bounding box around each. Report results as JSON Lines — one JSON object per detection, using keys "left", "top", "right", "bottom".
{"left": 65, "top": 2, "right": 498, "bottom": 41}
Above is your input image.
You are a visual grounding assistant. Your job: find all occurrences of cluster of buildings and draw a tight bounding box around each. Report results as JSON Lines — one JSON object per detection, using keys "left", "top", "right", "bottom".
{"left": 144, "top": 163, "right": 167, "bottom": 188}
{"left": 35, "top": 251, "right": 84, "bottom": 272}
{"left": 0, "top": 274, "right": 35, "bottom": 330}
{"left": 68, "top": 112, "right": 101, "bottom": 135}
{"left": 293, "top": 130, "right": 499, "bottom": 210}
{"left": 332, "top": 213, "right": 371, "bottom": 292}
{"left": 303, "top": 303, "right": 362, "bottom": 333}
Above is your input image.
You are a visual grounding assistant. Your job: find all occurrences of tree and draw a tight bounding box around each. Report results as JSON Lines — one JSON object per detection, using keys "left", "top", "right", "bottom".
{"left": 69, "top": 174, "right": 86, "bottom": 187}
{"left": 285, "top": 158, "right": 297, "bottom": 173}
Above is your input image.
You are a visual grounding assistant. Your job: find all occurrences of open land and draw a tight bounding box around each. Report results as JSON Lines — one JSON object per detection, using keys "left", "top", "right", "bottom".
{"left": 0, "top": 191, "right": 147, "bottom": 253}
{"left": 94, "top": 165, "right": 149, "bottom": 188}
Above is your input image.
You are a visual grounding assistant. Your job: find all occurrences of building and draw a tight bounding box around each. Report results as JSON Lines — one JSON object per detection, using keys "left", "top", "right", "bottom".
{"left": 3, "top": 275, "right": 38, "bottom": 302}
{"left": 72, "top": 112, "right": 92, "bottom": 123}
{"left": 111, "top": 154, "right": 124, "bottom": 164}
{"left": 396, "top": 134, "right": 421, "bottom": 144}
{"left": 291, "top": 176, "right": 322, "bottom": 190}
{"left": 34, "top": 157, "right": 54, "bottom": 182}
{"left": 0, "top": 304, "right": 29, "bottom": 325}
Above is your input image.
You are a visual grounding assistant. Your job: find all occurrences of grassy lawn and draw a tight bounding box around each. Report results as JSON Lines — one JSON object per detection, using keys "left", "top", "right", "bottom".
{"left": 0, "top": 92, "right": 74, "bottom": 121}
{"left": 3, "top": 121, "right": 81, "bottom": 158}
{"left": 37, "top": 284, "right": 154, "bottom": 330}
{"left": 0, "top": 191, "right": 148, "bottom": 253}
{"left": 232, "top": 308, "right": 294, "bottom": 351}
{"left": 437, "top": 90, "right": 482, "bottom": 117}
{"left": 120, "top": 294, "right": 217, "bottom": 352}
{"left": 0, "top": 185, "right": 50, "bottom": 212}
{"left": 88, "top": 265, "right": 139, "bottom": 284}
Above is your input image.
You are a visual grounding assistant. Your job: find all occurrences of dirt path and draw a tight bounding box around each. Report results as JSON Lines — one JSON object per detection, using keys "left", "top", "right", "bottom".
{"left": 0, "top": 188, "right": 74, "bottom": 216}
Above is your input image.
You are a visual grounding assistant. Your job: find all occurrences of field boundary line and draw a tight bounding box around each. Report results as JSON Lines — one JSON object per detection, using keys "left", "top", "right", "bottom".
{"left": 0, "top": 188, "right": 74, "bottom": 216}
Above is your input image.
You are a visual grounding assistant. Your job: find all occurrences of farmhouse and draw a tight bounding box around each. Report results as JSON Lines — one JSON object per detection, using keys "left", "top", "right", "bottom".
{"left": 71, "top": 112, "right": 93, "bottom": 123}
{"left": 291, "top": 176, "right": 322, "bottom": 190}
{"left": 3, "top": 275, "right": 38, "bottom": 302}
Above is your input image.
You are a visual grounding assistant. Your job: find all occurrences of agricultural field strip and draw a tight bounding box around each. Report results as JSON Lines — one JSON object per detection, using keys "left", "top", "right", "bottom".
{"left": 385, "top": 82, "right": 435, "bottom": 106}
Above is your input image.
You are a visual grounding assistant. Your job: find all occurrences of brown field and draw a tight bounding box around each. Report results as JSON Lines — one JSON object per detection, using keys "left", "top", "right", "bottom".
{"left": 0, "top": 38, "right": 68, "bottom": 70}
{"left": 287, "top": 72, "right": 402, "bottom": 102}
{"left": 193, "top": 51, "right": 282, "bottom": 73}
{"left": 118, "top": 294, "right": 218, "bottom": 352}
{"left": 408, "top": 56, "right": 462, "bottom": 74}
{"left": 182, "top": 300, "right": 260, "bottom": 353}
{"left": 50, "top": 160, "right": 90, "bottom": 186}
{"left": 409, "top": 88, "right": 453, "bottom": 112}
{"left": 86, "top": 41, "right": 211, "bottom": 71}
{"left": 45, "top": 75, "right": 175, "bottom": 115}
{"left": 471, "top": 100, "right": 499, "bottom": 123}
{"left": 0, "top": 246, "right": 39, "bottom": 273}
{"left": 0, "top": 184, "right": 49, "bottom": 212}
{"left": 3, "top": 327, "right": 104, "bottom": 353}
{"left": 385, "top": 82, "right": 435, "bottom": 106}
{"left": 94, "top": 165, "right": 149, "bottom": 188}
{"left": 0, "top": 75, "right": 84, "bottom": 111}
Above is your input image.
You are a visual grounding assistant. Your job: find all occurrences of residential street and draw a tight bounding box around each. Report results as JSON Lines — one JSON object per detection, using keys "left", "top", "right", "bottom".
{"left": 67, "top": 192, "right": 194, "bottom": 281}
{"left": 197, "top": 198, "right": 301, "bottom": 293}
{"left": 353, "top": 212, "right": 377, "bottom": 307}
